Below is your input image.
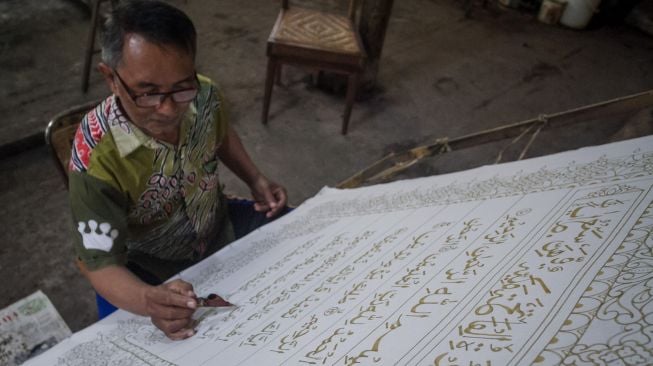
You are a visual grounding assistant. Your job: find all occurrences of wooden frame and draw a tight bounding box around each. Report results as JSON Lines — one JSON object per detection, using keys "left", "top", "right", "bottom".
{"left": 337, "top": 89, "right": 653, "bottom": 188}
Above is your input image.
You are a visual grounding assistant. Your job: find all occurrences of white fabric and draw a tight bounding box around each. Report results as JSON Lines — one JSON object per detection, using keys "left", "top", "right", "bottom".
{"left": 27, "top": 135, "right": 653, "bottom": 366}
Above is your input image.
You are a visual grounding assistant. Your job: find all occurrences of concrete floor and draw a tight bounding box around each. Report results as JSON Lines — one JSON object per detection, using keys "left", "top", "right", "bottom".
{"left": 1, "top": 0, "right": 652, "bottom": 333}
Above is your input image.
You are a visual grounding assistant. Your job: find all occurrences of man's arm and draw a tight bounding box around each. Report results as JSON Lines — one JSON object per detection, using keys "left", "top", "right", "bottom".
{"left": 69, "top": 173, "right": 207, "bottom": 339}
{"left": 217, "top": 126, "right": 288, "bottom": 217}
{"left": 80, "top": 262, "right": 202, "bottom": 339}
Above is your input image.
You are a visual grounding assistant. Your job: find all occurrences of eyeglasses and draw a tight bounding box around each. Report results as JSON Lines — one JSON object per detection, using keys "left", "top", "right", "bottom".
{"left": 113, "top": 69, "right": 199, "bottom": 108}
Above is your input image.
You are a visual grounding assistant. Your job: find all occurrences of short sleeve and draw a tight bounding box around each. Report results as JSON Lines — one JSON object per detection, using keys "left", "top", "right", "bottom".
{"left": 69, "top": 171, "right": 130, "bottom": 271}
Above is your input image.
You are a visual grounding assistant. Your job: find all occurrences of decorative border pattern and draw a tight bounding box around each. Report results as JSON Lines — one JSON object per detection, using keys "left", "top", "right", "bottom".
{"left": 306, "top": 151, "right": 653, "bottom": 219}
{"left": 536, "top": 201, "right": 653, "bottom": 365}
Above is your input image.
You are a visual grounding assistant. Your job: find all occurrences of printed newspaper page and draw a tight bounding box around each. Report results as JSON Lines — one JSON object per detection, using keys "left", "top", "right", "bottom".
{"left": 0, "top": 291, "right": 71, "bottom": 366}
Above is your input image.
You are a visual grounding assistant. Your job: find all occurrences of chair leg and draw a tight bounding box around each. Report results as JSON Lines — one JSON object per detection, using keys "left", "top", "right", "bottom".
{"left": 464, "top": 0, "right": 474, "bottom": 18}
{"left": 262, "top": 57, "right": 277, "bottom": 125}
{"left": 81, "top": 0, "right": 102, "bottom": 93}
{"left": 342, "top": 73, "right": 360, "bottom": 135}
{"left": 275, "top": 64, "right": 282, "bottom": 86}
{"left": 310, "top": 70, "right": 320, "bottom": 86}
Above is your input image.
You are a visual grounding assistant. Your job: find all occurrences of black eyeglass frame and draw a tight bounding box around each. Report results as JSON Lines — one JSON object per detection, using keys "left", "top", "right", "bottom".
{"left": 112, "top": 69, "right": 200, "bottom": 108}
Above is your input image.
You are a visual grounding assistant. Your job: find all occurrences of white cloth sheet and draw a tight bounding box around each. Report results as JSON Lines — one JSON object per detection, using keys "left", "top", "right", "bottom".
{"left": 26, "top": 135, "right": 653, "bottom": 366}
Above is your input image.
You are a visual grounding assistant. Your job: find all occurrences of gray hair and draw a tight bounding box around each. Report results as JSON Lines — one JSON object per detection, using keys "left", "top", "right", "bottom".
{"left": 100, "top": 0, "right": 197, "bottom": 68}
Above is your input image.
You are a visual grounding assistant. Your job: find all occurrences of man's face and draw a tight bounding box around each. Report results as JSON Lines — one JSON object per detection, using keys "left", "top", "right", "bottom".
{"left": 101, "top": 34, "right": 197, "bottom": 143}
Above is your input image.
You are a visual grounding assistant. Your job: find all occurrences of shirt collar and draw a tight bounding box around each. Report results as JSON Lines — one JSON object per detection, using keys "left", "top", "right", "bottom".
{"left": 107, "top": 95, "right": 195, "bottom": 157}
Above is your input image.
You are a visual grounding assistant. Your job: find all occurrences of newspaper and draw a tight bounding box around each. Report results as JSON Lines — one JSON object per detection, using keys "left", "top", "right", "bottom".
{"left": 0, "top": 291, "right": 71, "bottom": 366}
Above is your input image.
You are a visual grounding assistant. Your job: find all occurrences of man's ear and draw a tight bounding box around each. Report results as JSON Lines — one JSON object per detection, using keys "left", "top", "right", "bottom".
{"left": 97, "top": 62, "right": 118, "bottom": 95}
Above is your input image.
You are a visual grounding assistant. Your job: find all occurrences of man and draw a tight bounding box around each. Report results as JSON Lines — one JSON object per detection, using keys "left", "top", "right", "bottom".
{"left": 69, "top": 0, "right": 287, "bottom": 340}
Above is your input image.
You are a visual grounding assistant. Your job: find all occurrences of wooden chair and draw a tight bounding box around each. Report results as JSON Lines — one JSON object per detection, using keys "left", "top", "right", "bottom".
{"left": 45, "top": 100, "right": 102, "bottom": 186}
{"left": 81, "top": 0, "right": 119, "bottom": 92}
{"left": 262, "top": 0, "right": 366, "bottom": 135}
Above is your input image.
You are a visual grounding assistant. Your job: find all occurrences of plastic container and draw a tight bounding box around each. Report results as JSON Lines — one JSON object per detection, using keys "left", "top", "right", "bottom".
{"left": 559, "top": 0, "right": 601, "bottom": 29}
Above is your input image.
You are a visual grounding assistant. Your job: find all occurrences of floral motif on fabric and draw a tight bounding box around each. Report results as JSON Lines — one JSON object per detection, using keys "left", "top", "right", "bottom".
{"left": 107, "top": 96, "right": 132, "bottom": 134}
{"left": 132, "top": 172, "right": 185, "bottom": 225}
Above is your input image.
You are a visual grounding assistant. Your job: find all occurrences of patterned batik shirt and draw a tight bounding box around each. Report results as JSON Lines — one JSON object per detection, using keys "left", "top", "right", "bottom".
{"left": 69, "top": 75, "right": 235, "bottom": 281}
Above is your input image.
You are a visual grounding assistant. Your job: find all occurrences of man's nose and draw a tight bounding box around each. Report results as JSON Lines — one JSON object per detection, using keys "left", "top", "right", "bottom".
{"left": 155, "top": 95, "right": 179, "bottom": 117}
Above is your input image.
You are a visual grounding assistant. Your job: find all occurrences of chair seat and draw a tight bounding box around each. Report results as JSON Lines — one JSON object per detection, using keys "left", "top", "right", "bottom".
{"left": 270, "top": 8, "right": 364, "bottom": 59}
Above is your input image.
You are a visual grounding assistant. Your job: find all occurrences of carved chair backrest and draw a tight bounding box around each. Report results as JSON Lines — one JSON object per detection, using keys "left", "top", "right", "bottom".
{"left": 281, "top": 0, "right": 360, "bottom": 23}
{"left": 45, "top": 99, "right": 103, "bottom": 187}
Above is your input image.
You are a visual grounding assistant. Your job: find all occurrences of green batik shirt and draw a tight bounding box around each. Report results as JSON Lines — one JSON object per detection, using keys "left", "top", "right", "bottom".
{"left": 68, "top": 75, "right": 235, "bottom": 281}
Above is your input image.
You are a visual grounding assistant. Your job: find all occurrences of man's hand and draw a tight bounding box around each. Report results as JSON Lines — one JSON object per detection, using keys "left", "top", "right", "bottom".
{"left": 217, "top": 127, "right": 288, "bottom": 217}
{"left": 144, "top": 280, "right": 233, "bottom": 340}
{"left": 250, "top": 175, "right": 288, "bottom": 218}
{"left": 144, "top": 279, "right": 198, "bottom": 340}
{"left": 82, "top": 263, "right": 234, "bottom": 341}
